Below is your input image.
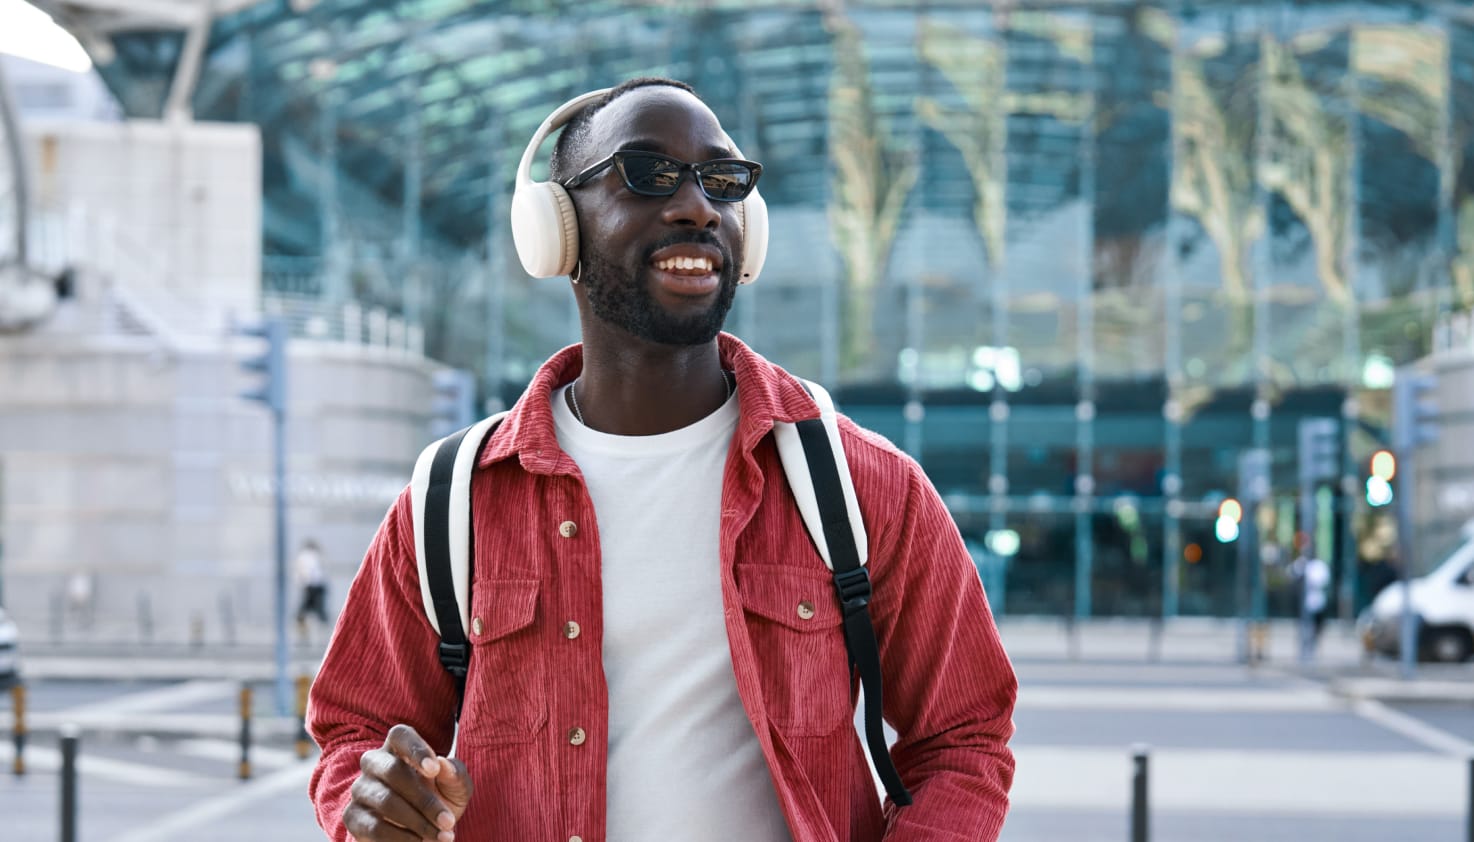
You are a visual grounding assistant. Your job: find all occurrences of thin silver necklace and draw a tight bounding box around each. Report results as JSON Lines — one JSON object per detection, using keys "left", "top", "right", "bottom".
{"left": 569, "top": 370, "right": 734, "bottom": 427}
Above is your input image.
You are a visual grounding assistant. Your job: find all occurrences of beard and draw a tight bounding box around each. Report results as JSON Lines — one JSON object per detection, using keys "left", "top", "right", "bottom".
{"left": 578, "top": 232, "right": 738, "bottom": 346}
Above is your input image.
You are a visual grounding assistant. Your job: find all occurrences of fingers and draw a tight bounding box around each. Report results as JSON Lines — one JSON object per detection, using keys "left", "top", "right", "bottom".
{"left": 344, "top": 725, "right": 462, "bottom": 842}
{"left": 432, "top": 756, "right": 474, "bottom": 813}
{"left": 343, "top": 800, "right": 428, "bottom": 842}
{"left": 384, "top": 724, "right": 442, "bottom": 778}
{"left": 348, "top": 775, "right": 455, "bottom": 842}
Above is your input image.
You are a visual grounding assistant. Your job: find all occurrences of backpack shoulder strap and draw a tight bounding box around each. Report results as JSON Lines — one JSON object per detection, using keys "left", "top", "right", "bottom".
{"left": 409, "top": 411, "right": 507, "bottom": 715}
{"left": 773, "top": 379, "right": 912, "bottom": 806}
{"left": 772, "top": 379, "right": 867, "bottom": 571}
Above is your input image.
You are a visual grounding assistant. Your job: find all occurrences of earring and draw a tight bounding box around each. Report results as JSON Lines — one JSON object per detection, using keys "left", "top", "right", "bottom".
{"left": 570, "top": 260, "right": 582, "bottom": 284}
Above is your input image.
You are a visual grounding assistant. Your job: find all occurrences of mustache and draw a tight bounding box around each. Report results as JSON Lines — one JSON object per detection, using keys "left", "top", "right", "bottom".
{"left": 642, "top": 230, "right": 732, "bottom": 266}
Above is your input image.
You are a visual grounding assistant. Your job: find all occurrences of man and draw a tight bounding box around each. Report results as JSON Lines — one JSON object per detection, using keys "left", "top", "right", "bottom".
{"left": 308, "top": 77, "right": 1016, "bottom": 842}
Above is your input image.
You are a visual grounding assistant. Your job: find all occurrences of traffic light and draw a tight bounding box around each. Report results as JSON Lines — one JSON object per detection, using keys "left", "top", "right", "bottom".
{"left": 430, "top": 368, "right": 476, "bottom": 438}
{"left": 1366, "top": 449, "right": 1395, "bottom": 507}
{"left": 236, "top": 318, "right": 287, "bottom": 413}
{"left": 1215, "top": 498, "right": 1242, "bottom": 543}
{"left": 1392, "top": 372, "right": 1438, "bottom": 452}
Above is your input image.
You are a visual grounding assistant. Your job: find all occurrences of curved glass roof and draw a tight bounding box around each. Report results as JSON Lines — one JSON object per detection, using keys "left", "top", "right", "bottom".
{"left": 39, "top": 0, "right": 1474, "bottom": 398}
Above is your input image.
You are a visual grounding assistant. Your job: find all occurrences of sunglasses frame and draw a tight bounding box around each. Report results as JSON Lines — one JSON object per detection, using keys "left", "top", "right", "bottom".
{"left": 562, "top": 150, "right": 763, "bottom": 203}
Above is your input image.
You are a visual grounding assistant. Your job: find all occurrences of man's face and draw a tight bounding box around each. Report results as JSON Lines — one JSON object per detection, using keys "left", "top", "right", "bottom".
{"left": 568, "top": 87, "right": 745, "bottom": 346}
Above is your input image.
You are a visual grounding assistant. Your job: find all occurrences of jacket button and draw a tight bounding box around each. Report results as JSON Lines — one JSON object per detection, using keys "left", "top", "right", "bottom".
{"left": 471, "top": 617, "right": 484, "bottom": 635}
{"left": 559, "top": 520, "right": 578, "bottom": 538}
{"left": 569, "top": 837, "right": 583, "bottom": 842}
{"left": 797, "top": 601, "right": 816, "bottom": 621}
{"left": 568, "top": 726, "right": 587, "bottom": 746}
{"left": 563, "top": 621, "right": 581, "bottom": 640}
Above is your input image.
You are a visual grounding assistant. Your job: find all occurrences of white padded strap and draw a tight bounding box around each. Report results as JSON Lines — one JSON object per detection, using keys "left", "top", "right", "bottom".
{"left": 410, "top": 412, "right": 507, "bottom": 636}
{"left": 773, "top": 379, "right": 869, "bottom": 570}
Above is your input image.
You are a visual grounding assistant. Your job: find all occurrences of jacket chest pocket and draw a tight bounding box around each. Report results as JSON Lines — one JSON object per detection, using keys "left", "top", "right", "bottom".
{"left": 737, "top": 565, "right": 851, "bottom": 736}
{"left": 461, "top": 579, "right": 548, "bottom": 745}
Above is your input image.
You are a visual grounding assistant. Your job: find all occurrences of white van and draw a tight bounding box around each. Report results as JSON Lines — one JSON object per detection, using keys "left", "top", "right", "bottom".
{"left": 1359, "top": 529, "right": 1474, "bottom": 663}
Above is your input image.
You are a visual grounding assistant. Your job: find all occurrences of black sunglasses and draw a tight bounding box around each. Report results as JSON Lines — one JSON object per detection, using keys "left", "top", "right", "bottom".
{"left": 562, "top": 150, "right": 762, "bottom": 202}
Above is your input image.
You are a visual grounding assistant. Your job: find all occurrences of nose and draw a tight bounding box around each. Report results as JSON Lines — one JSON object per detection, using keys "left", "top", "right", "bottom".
{"left": 660, "top": 171, "right": 721, "bottom": 231}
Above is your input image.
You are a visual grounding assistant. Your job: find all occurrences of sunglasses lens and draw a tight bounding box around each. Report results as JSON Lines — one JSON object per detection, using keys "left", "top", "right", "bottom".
{"left": 618, "top": 153, "right": 683, "bottom": 195}
{"left": 615, "top": 153, "right": 758, "bottom": 201}
{"left": 697, "top": 162, "right": 756, "bottom": 201}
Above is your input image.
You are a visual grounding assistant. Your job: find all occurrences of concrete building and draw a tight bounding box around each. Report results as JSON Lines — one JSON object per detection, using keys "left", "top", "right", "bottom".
{"left": 0, "top": 67, "right": 450, "bottom": 643}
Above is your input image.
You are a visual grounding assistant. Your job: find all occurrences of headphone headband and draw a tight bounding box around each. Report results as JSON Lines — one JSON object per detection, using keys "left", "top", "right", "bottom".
{"left": 515, "top": 88, "right": 611, "bottom": 188}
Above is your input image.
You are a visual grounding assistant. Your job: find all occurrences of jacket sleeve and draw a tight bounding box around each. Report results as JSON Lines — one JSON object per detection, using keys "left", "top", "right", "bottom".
{"left": 306, "top": 489, "right": 460, "bottom": 841}
{"left": 868, "top": 453, "right": 1017, "bottom": 841}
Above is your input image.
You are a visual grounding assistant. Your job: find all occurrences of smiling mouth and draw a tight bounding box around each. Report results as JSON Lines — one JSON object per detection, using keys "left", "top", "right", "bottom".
{"left": 654, "top": 255, "right": 717, "bottom": 274}
{"left": 649, "top": 254, "right": 721, "bottom": 296}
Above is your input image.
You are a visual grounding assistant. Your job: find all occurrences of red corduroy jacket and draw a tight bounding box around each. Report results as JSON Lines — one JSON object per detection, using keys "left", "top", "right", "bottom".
{"left": 308, "top": 333, "right": 1017, "bottom": 842}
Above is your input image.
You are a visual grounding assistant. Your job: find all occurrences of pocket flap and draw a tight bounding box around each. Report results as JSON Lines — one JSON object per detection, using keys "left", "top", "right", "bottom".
{"left": 735, "top": 566, "right": 841, "bottom": 631}
{"left": 468, "top": 578, "right": 540, "bottom": 642}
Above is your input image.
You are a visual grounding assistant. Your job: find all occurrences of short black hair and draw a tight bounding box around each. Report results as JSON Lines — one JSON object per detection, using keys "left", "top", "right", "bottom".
{"left": 548, "top": 77, "right": 699, "bottom": 184}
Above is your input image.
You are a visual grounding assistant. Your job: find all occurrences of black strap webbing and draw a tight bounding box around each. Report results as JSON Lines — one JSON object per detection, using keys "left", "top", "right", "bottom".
{"left": 794, "top": 418, "right": 913, "bottom": 806}
{"left": 423, "top": 422, "right": 485, "bottom": 722}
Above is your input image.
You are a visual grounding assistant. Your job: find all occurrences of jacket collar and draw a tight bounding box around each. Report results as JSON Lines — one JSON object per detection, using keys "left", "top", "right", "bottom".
{"left": 478, "top": 332, "right": 822, "bottom": 474}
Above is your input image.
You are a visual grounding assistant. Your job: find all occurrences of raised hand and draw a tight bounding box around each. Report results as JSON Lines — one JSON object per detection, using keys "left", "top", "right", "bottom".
{"left": 344, "top": 724, "right": 474, "bottom": 842}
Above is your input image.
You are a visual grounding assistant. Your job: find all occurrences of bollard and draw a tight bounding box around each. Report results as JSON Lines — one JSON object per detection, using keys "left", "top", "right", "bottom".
{"left": 1466, "top": 756, "right": 1473, "bottom": 842}
{"left": 59, "top": 724, "right": 79, "bottom": 842}
{"left": 1130, "top": 744, "right": 1150, "bottom": 842}
{"left": 295, "top": 674, "right": 312, "bottom": 760}
{"left": 11, "top": 682, "right": 25, "bottom": 776}
{"left": 238, "top": 683, "right": 253, "bottom": 780}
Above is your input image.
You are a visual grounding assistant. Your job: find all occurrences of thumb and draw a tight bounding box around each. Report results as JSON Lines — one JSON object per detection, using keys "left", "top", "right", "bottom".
{"left": 433, "top": 757, "right": 474, "bottom": 817}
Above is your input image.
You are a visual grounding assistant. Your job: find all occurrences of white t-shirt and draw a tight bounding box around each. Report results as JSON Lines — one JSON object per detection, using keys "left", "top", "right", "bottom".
{"left": 551, "top": 383, "right": 791, "bottom": 842}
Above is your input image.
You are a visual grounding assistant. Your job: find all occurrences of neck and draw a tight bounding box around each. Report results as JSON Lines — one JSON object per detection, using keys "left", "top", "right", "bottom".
{"left": 573, "top": 333, "right": 730, "bottom": 435}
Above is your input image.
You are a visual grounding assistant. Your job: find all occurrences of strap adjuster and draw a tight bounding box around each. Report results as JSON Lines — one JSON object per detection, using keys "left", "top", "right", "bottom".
{"left": 833, "top": 567, "right": 872, "bottom": 616}
{"left": 437, "top": 641, "right": 470, "bottom": 678}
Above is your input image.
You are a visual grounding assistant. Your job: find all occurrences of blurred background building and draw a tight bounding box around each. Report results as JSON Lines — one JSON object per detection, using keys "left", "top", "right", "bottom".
{"left": 4, "top": 0, "right": 1474, "bottom": 639}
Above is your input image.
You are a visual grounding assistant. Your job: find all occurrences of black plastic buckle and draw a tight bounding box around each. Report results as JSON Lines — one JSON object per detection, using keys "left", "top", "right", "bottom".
{"left": 437, "top": 641, "right": 470, "bottom": 679}
{"left": 832, "top": 567, "right": 872, "bottom": 617}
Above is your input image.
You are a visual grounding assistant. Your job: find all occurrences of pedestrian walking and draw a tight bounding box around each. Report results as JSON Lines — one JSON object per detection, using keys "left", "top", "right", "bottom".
{"left": 1293, "top": 550, "right": 1331, "bottom": 661}
{"left": 294, "top": 539, "right": 329, "bottom": 641}
{"left": 307, "top": 78, "right": 1017, "bottom": 842}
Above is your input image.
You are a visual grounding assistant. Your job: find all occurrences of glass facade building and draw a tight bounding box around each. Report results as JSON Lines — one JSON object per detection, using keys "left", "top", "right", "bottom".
{"left": 82, "top": 1, "right": 1474, "bottom": 618}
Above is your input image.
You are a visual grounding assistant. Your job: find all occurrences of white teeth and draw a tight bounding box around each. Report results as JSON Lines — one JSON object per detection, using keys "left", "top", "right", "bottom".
{"left": 657, "top": 256, "right": 713, "bottom": 272}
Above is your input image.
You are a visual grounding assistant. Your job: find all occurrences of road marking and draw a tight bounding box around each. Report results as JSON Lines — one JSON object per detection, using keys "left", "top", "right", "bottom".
{"left": 175, "top": 737, "right": 300, "bottom": 769}
{"left": 1351, "top": 698, "right": 1474, "bottom": 756}
{"left": 58, "top": 679, "right": 238, "bottom": 716}
{"left": 1012, "top": 746, "right": 1465, "bottom": 816}
{"left": 57, "top": 678, "right": 240, "bottom": 719}
{"left": 1019, "top": 686, "right": 1336, "bottom": 713}
{"left": 110, "top": 762, "right": 315, "bottom": 842}
{"left": 0, "top": 742, "right": 208, "bottom": 788}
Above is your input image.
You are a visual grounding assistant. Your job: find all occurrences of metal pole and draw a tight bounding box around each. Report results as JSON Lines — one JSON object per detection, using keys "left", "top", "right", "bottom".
{"left": 1466, "top": 755, "right": 1473, "bottom": 842}
{"left": 1074, "top": 47, "right": 1097, "bottom": 624}
{"left": 1396, "top": 439, "right": 1418, "bottom": 680}
{"left": 10, "top": 682, "right": 24, "bottom": 775}
{"left": 1130, "top": 743, "right": 1150, "bottom": 842}
{"left": 0, "top": 56, "right": 29, "bottom": 268}
{"left": 273, "top": 393, "right": 289, "bottom": 715}
{"left": 59, "top": 724, "right": 78, "bottom": 842}
{"left": 239, "top": 683, "right": 253, "bottom": 779}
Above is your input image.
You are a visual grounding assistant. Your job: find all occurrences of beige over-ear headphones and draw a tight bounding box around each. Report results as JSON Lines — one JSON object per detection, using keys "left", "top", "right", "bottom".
{"left": 509, "top": 87, "right": 769, "bottom": 285}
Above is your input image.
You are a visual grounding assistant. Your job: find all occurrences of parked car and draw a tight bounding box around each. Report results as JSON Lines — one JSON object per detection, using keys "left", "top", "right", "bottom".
{"left": 0, "top": 608, "right": 17, "bottom": 687}
{"left": 1359, "top": 529, "right": 1474, "bottom": 663}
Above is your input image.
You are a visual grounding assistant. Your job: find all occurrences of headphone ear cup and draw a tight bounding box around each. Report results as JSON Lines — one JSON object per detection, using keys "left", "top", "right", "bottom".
{"left": 511, "top": 182, "right": 580, "bottom": 278}
{"left": 736, "top": 188, "right": 768, "bottom": 285}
